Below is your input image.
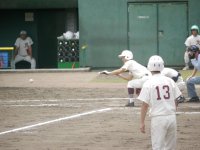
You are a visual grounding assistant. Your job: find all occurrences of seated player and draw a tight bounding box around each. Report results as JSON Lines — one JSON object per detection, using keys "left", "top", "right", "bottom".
{"left": 13, "top": 30, "right": 36, "bottom": 69}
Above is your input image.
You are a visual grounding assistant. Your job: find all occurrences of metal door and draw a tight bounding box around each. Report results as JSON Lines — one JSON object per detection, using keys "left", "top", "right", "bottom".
{"left": 128, "top": 3, "right": 187, "bottom": 66}
{"left": 128, "top": 4, "right": 157, "bottom": 65}
{"left": 158, "top": 3, "right": 187, "bottom": 66}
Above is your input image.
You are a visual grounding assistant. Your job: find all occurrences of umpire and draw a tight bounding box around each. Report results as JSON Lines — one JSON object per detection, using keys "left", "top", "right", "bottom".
{"left": 186, "top": 45, "right": 200, "bottom": 102}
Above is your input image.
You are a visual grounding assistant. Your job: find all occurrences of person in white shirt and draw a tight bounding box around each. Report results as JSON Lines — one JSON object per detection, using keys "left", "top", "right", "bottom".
{"left": 13, "top": 30, "right": 36, "bottom": 69}
{"left": 138, "top": 55, "right": 181, "bottom": 150}
{"left": 183, "top": 25, "right": 200, "bottom": 70}
{"left": 161, "top": 67, "right": 185, "bottom": 103}
{"left": 99, "top": 50, "right": 151, "bottom": 107}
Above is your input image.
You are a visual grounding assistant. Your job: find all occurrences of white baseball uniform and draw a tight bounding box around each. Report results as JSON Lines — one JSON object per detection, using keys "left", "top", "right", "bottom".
{"left": 184, "top": 35, "right": 200, "bottom": 65}
{"left": 13, "top": 37, "right": 36, "bottom": 69}
{"left": 138, "top": 74, "right": 181, "bottom": 150}
{"left": 121, "top": 60, "right": 151, "bottom": 89}
{"left": 161, "top": 68, "right": 185, "bottom": 91}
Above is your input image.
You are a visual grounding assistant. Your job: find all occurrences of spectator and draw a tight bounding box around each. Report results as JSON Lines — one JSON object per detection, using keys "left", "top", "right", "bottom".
{"left": 13, "top": 30, "right": 36, "bottom": 69}
{"left": 186, "top": 45, "right": 200, "bottom": 102}
{"left": 183, "top": 25, "right": 200, "bottom": 70}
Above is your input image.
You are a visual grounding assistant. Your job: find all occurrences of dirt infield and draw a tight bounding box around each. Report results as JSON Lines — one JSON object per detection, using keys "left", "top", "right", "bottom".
{"left": 0, "top": 71, "right": 200, "bottom": 150}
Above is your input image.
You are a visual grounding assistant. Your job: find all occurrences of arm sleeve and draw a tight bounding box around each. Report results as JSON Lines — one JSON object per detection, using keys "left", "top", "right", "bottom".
{"left": 184, "top": 37, "right": 190, "bottom": 47}
{"left": 191, "top": 55, "right": 200, "bottom": 70}
{"left": 27, "top": 37, "right": 33, "bottom": 45}
{"left": 137, "top": 83, "right": 150, "bottom": 105}
{"left": 121, "top": 61, "right": 130, "bottom": 71}
{"left": 14, "top": 38, "right": 20, "bottom": 47}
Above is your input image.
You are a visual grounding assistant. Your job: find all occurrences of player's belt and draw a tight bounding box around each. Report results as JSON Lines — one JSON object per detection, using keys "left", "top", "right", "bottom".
{"left": 172, "top": 73, "right": 181, "bottom": 82}
{"left": 19, "top": 55, "right": 29, "bottom": 57}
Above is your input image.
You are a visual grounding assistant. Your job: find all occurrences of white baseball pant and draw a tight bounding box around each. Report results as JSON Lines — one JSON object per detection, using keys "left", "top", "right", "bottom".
{"left": 151, "top": 115, "right": 177, "bottom": 150}
{"left": 127, "top": 75, "right": 150, "bottom": 89}
{"left": 12, "top": 55, "right": 36, "bottom": 69}
{"left": 176, "top": 76, "right": 185, "bottom": 91}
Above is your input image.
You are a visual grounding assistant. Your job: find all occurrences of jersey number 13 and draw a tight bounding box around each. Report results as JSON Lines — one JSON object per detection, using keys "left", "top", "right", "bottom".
{"left": 155, "top": 85, "right": 170, "bottom": 100}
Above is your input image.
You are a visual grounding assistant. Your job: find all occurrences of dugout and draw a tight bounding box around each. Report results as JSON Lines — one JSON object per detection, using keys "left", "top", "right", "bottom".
{"left": 0, "top": 0, "right": 200, "bottom": 69}
{"left": 0, "top": 0, "right": 78, "bottom": 68}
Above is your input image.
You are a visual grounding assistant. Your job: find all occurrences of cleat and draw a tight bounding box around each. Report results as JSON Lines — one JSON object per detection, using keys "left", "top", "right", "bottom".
{"left": 182, "top": 66, "right": 189, "bottom": 70}
{"left": 125, "top": 102, "right": 134, "bottom": 107}
{"left": 187, "top": 96, "right": 200, "bottom": 102}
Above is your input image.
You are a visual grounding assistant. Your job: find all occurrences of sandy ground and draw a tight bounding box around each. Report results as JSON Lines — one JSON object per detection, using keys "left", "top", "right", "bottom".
{"left": 0, "top": 71, "right": 200, "bottom": 150}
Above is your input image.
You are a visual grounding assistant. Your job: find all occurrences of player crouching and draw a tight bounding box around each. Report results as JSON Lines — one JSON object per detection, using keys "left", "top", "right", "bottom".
{"left": 99, "top": 50, "right": 151, "bottom": 107}
{"left": 161, "top": 68, "right": 186, "bottom": 103}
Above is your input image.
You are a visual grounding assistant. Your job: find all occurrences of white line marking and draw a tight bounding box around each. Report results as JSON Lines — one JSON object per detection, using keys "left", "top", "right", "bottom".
{"left": 0, "top": 97, "right": 193, "bottom": 103}
{"left": 0, "top": 98, "right": 130, "bottom": 103}
{"left": 176, "top": 112, "right": 200, "bottom": 115}
{"left": 133, "top": 111, "right": 200, "bottom": 115}
{"left": 6, "top": 104, "right": 82, "bottom": 108}
{"left": 0, "top": 108, "right": 112, "bottom": 136}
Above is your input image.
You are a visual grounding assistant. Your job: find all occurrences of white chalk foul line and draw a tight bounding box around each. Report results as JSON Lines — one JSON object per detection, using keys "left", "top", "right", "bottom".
{"left": 0, "top": 98, "right": 130, "bottom": 103}
{"left": 0, "top": 108, "right": 112, "bottom": 136}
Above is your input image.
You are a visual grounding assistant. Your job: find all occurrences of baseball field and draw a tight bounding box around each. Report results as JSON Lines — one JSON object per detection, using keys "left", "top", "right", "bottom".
{"left": 0, "top": 70, "right": 200, "bottom": 150}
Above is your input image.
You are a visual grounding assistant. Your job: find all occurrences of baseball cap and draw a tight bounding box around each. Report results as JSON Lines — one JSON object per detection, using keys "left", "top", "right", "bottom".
{"left": 20, "top": 30, "right": 27, "bottom": 35}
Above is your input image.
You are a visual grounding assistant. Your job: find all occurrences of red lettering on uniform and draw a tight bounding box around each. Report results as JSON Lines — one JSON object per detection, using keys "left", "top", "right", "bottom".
{"left": 155, "top": 85, "right": 170, "bottom": 100}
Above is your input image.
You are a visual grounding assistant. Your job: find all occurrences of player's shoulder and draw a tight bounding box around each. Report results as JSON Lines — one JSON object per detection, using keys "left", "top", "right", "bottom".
{"left": 124, "top": 59, "right": 136, "bottom": 66}
{"left": 16, "top": 37, "right": 21, "bottom": 41}
{"left": 186, "top": 35, "right": 195, "bottom": 40}
{"left": 197, "top": 35, "right": 200, "bottom": 39}
{"left": 26, "top": 37, "right": 32, "bottom": 41}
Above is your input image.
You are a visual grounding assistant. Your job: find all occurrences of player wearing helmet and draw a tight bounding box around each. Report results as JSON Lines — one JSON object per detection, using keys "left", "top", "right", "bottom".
{"left": 99, "top": 50, "right": 151, "bottom": 107}
{"left": 186, "top": 45, "right": 200, "bottom": 102}
{"left": 183, "top": 25, "right": 200, "bottom": 70}
{"left": 138, "top": 55, "right": 181, "bottom": 150}
{"left": 161, "top": 68, "right": 185, "bottom": 103}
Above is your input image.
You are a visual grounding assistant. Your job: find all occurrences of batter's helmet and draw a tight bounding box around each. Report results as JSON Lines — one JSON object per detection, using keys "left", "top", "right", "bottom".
{"left": 147, "top": 55, "right": 164, "bottom": 72}
{"left": 191, "top": 25, "right": 199, "bottom": 33}
{"left": 118, "top": 50, "right": 133, "bottom": 60}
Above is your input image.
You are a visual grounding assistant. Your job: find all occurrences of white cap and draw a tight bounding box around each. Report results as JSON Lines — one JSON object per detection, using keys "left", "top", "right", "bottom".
{"left": 20, "top": 30, "right": 27, "bottom": 35}
{"left": 118, "top": 50, "right": 133, "bottom": 60}
{"left": 147, "top": 55, "right": 164, "bottom": 72}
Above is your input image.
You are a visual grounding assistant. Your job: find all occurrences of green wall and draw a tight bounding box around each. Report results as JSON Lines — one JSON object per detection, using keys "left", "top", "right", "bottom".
{"left": 79, "top": 0, "right": 200, "bottom": 68}
{"left": 79, "top": 0, "right": 127, "bottom": 68}
{"left": 188, "top": 0, "right": 200, "bottom": 30}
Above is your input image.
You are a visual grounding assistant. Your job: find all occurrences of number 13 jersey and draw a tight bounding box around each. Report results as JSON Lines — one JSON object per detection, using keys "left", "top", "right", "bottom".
{"left": 138, "top": 74, "right": 182, "bottom": 117}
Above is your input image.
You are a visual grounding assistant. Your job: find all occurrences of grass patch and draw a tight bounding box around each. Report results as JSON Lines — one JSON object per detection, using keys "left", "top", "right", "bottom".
{"left": 92, "top": 70, "right": 200, "bottom": 83}
{"left": 179, "top": 70, "right": 200, "bottom": 80}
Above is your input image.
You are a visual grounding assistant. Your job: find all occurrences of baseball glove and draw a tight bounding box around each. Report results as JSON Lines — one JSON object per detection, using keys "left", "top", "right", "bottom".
{"left": 98, "top": 70, "right": 111, "bottom": 75}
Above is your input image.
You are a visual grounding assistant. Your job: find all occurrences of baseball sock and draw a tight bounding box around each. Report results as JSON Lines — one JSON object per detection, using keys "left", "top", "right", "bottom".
{"left": 128, "top": 88, "right": 134, "bottom": 103}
